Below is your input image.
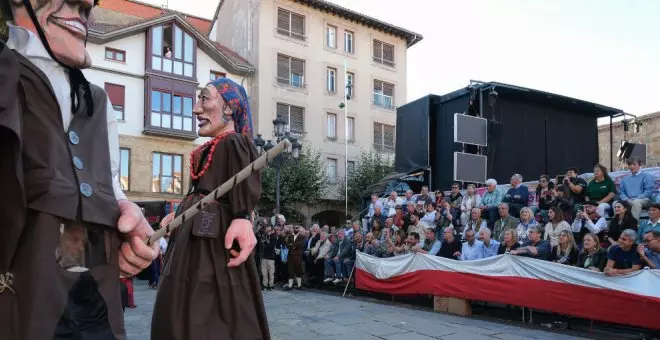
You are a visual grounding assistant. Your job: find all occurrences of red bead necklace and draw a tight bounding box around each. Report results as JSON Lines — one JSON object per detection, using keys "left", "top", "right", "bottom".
{"left": 189, "top": 131, "right": 235, "bottom": 180}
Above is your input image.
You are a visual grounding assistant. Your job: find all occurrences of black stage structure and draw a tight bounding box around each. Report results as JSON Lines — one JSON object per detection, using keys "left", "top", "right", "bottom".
{"left": 394, "top": 81, "right": 624, "bottom": 191}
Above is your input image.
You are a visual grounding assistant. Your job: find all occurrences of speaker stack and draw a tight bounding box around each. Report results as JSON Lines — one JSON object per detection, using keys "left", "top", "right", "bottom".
{"left": 453, "top": 113, "right": 488, "bottom": 184}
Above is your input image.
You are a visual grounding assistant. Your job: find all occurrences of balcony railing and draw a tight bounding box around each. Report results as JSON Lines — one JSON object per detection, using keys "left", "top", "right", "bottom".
{"left": 374, "top": 143, "right": 395, "bottom": 153}
{"left": 275, "top": 27, "right": 306, "bottom": 41}
{"left": 276, "top": 76, "right": 306, "bottom": 88}
{"left": 373, "top": 93, "right": 395, "bottom": 110}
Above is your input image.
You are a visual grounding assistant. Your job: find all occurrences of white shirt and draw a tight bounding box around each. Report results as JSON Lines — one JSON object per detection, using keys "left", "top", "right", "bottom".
{"left": 7, "top": 24, "right": 126, "bottom": 200}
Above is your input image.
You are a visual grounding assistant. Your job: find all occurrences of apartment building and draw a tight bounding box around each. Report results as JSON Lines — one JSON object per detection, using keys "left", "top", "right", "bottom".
{"left": 210, "top": 0, "right": 422, "bottom": 185}
{"left": 85, "top": 0, "right": 254, "bottom": 221}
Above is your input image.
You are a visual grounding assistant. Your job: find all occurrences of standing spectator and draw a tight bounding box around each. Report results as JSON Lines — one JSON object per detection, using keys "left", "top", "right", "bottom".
{"left": 637, "top": 203, "right": 660, "bottom": 243}
{"left": 464, "top": 207, "right": 487, "bottom": 237}
{"left": 448, "top": 183, "right": 464, "bottom": 227}
{"left": 515, "top": 207, "right": 540, "bottom": 245}
{"left": 497, "top": 228, "right": 520, "bottom": 254}
{"left": 549, "top": 231, "right": 578, "bottom": 265}
{"left": 260, "top": 226, "right": 278, "bottom": 291}
{"left": 502, "top": 174, "right": 529, "bottom": 218}
{"left": 618, "top": 157, "right": 654, "bottom": 220}
{"left": 458, "top": 229, "right": 484, "bottom": 261}
{"left": 637, "top": 230, "right": 660, "bottom": 269}
{"left": 493, "top": 203, "right": 520, "bottom": 242}
{"left": 577, "top": 233, "right": 608, "bottom": 272}
{"left": 571, "top": 203, "right": 608, "bottom": 245}
{"left": 607, "top": 201, "right": 638, "bottom": 246}
{"left": 332, "top": 231, "right": 353, "bottom": 284}
{"left": 478, "top": 227, "right": 500, "bottom": 258}
{"left": 460, "top": 184, "right": 482, "bottom": 227}
{"left": 604, "top": 229, "right": 642, "bottom": 276}
{"left": 480, "top": 179, "right": 504, "bottom": 227}
{"left": 285, "top": 226, "right": 307, "bottom": 290}
{"left": 586, "top": 164, "right": 617, "bottom": 217}
{"left": 560, "top": 167, "right": 588, "bottom": 211}
{"left": 385, "top": 191, "right": 404, "bottom": 216}
{"left": 413, "top": 226, "right": 442, "bottom": 256}
{"left": 536, "top": 174, "right": 555, "bottom": 224}
{"left": 438, "top": 226, "right": 462, "bottom": 260}
{"left": 543, "top": 206, "right": 572, "bottom": 248}
{"left": 509, "top": 226, "right": 551, "bottom": 260}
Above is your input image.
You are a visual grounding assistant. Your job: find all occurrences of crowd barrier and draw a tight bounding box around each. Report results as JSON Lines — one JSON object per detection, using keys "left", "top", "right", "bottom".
{"left": 355, "top": 252, "right": 660, "bottom": 330}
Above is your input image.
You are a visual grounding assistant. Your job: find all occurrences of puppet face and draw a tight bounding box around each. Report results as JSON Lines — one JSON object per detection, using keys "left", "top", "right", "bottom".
{"left": 194, "top": 84, "right": 234, "bottom": 137}
{"left": 11, "top": 0, "right": 94, "bottom": 68}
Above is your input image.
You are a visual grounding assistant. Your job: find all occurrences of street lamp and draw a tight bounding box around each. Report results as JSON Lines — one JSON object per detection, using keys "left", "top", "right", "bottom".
{"left": 255, "top": 120, "right": 302, "bottom": 214}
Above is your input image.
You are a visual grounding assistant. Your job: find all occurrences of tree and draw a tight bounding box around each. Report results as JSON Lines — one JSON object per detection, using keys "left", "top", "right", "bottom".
{"left": 338, "top": 150, "right": 394, "bottom": 210}
{"left": 260, "top": 147, "right": 329, "bottom": 211}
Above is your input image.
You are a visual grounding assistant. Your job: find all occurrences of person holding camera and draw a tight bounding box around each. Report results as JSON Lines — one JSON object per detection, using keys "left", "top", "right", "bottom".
{"left": 558, "top": 167, "right": 588, "bottom": 212}
{"left": 259, "top": 225, "right": 278, "bottom": 291}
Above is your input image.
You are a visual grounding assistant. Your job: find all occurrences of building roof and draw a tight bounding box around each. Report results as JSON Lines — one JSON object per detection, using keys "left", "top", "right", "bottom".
{"left": 98, "top": 0, "right": 212, "bottom": 33}
{"left": 89, "top": 12, "right": 254, "bottom": 74}
{"left": 597, "top": 111, "right": 660, "bottom": 130}
{"left": 211, "top": 0, "right": 423, "bottom": 48}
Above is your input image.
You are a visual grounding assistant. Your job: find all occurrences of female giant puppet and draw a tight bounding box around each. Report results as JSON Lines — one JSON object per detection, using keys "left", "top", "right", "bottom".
{"left": 151, "top": 78, "right": 270, "bottom": 340}
{"left": 0, "top": 0, "right": 158, "bottom": 339}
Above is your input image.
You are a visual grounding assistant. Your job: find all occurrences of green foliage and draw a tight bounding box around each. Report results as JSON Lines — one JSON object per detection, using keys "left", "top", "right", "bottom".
{"left": 338, "top": 150, "right": 394, "bottom": 209}
{"left": 260, "top": 147, "right": 329, "bottom": 210}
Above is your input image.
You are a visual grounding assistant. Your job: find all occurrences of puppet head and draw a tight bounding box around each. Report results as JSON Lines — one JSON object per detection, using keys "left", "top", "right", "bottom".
{"left": 4, "top": 0, "right": 97, "bottom": 68}
{"left": 194, "top": 78, "right": 253, "bottom": 139}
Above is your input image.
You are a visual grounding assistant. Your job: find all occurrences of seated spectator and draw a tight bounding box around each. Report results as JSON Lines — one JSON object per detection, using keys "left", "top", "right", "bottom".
{"left": 544, "top": 206, "right": 572, "bottom": 248}
{"left": 371, "top": 219, "right": 384, "bottom": 242}
{"left": 331, "top": 231, "right": 352, "bottom": 284}
{"left": 536, "top": 174, "right": 555, "bottom": 224}
{"left": 502, "top": 174, "right": 529, "bottom": 218}
{"left": 493, "top": 203, "right": 520, "bottom": 242}
{"left": 413, "top": 226, "right": 442, "bottom": 256}
{"left": 618, "top": 157, "right": 654, "bottom": 220}
{"left": 448, "top": 183, "right": 464, "bottom": 227}
{"left": 392, "top": 205, "right": 405, "bottom": 229}
{"left": 509, "top": 226, "right": 551, "bottom": 260}
{"left": 385, "top": 191, "right": 404, "bottom": 217}
{"left": 402, "top": 202, "right": 417, "bottom": 232}
{"left": 571, "top": 202, "right": 607, "bottom": 244}
{"left": 389, "top": 231, "right": 417, "bottom": 256}
{"left": 460, "top": 184, "right": 482, "bottom": 227}
{"left": 403, "top": 190, "right": 415, "bottom": 206}
{"left": 478, "top": 227, "right": 500, "bottom": 258}
{"left": 370, "top": 206, "right": 387, "bottom": 232}
{"left": 577, "top": 233, "right": 607, "bottom": 272}
{"left": 435, "top": 190, "right": 446, "bottom": 206}
{"left": 340, "top": 232, "right": 364, "bottom": 283}
{"left": 559, "top": 167, "right": 588, "bottom": 212}
{"left": 438, "top": 226, "right": 462, "bottom": 260}
{"left": 586, "top": 164, "right": 617, "bottom": 217}
{"left": 363, "top": 194, "right": 384, "bottom": 232}
{"left": 322, "top": 234, "right": 339, "bottom": 283}
{"left": 433, "top": 200, "right": 454, "bottom": 231}
{"left": 464, "top": 207, "right": 487, "bottom": 238}
{"left": 480, "top": 178, "right": 504, "bottom": 227}
{"left": 414, "top": 185, "right": 434, "bottom": 210}
{"left": 421, "top": 202, "right": 437, "bottom": 225}
{"left": 637, "top": 230, "right": 660, "bottom": 269}
{"left": 497, "top": 228, "right": 520, "bottom": 254}
{"left": 407, "top": 212, "right": 426, "bottom": 245}
{"left": 363, "top": 232, "right": 380, "bottom": 256}
{"left": 345, "top": 221, "right": 363, "bottom": 240}
{"left": 607, "top": 201, "right": 639, "bottom": 246}
{"left": 604, "top": 229, "right": 642, "bottom": 276}
{"left": 547, "top": 184, "right": 574, "bottom": 221}
{"left": 516, "top": 207, "right": 540, "bottom": 245}
{"left": 549, "top": 230, "right": 578, "bottom": 265}
{"left": 458, "top": 229, "right": 484, "bottom": 261}
{"left": 638, "top": 203, "right": 660, "bottom": 243}
{"left": 384, "top": 217, "right": 397, "bottom": 236}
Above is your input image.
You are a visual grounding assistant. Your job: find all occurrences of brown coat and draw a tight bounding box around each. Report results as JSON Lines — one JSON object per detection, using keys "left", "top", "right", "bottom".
{"left": 0, "top": 42, "right": 124, "bottom": 339}
{"left": 151, "top": 133, "right": 270, "bottom": 340}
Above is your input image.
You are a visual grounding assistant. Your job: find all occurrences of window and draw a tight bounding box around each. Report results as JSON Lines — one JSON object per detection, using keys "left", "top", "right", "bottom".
{"left": 326, "top": 67, "right": 336, "bottom": 93}
{"left": 276, "top": 103, "right": 305, "bottom": 136}
{"left": 327, "top": 158, "right": 337, "bottom": 182}
{"left": 150, "top": 90, "right": 194, "bottom": 132}
{"left": 119, "top": 148, "right": 130, "bottom": 191}
{"left": 105, "top": 47, "right": 125, "bottom": 62}
{"left": 347, "top": 116, "right": 355, "bottom": 142}
{"left": 373, "top": 39, "right": 395, "bottom": 67}
{"left": 150, "top": 24, "right": 195, "bottom": 77}
{"left": 210, "top": 71, "right": 226, "bottom": 81}
{"left": 347, "top": 160, "right": 355, "bottom": 173}
{"left": 373, "top": 79, "right": 395, "bottom": 109}
{"left": 152, "top": 152, "right": 183, "bottom": 194}
{"left": 276, "top": 54, "right": 305, "bottom": 87}
{"left": 346, "top": 72, "right": 354, "bottom": 99}
{"left": 327, "top": 113, "right": 337, "bottom": 139}
{"left": 344, "top": 30, "right": 354, "bottom": 53}
{"left": 326, "top": 25, "right": 336, "bottom": 48}
{"left": 374, "top": 122, "right": 395, "bottom": 153}
{"left": 104, "top": 83, "right": 125, "bottom": 120}
{"left": 277, "top": 8, "right": 305, "bottom": 40}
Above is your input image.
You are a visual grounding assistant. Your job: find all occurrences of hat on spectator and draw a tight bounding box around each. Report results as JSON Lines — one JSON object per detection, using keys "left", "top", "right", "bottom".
{"left": 395, "top": 204, "right": 402, "bottom": 209}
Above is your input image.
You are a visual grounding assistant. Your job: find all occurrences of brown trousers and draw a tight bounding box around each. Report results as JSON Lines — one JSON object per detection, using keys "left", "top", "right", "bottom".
{"left": 287, "top": 254, "right": 303, "bottom": 278}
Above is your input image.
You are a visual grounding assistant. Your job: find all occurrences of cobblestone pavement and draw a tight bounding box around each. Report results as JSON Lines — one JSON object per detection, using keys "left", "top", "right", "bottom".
{"left": 125, "top": 280, "right": 589, "bottom": 340}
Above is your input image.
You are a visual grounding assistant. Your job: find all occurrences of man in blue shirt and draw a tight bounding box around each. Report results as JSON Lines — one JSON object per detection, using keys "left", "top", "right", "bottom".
{"left": 637, "top": 203, "right": 660, "bottom": 243}
{"left": 414, "top": 226, "right": 442, "bottom": 256}
{"left": 605, "top": 229, "right": 642, "bottom": 276}
{"left": 618, "top": 157, "right": 655, "bottom": 220}
{"left": 502, "top": 174, "right": 529, "bottom": 218}
{"left": 638, "top": 230, "right": 660, "bottom": 269}
{"left": 478, "top": 227, "right": 500, "bottom": 258}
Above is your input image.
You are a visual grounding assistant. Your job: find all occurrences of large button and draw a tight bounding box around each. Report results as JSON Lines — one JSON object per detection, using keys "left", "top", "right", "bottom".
{"left": 73, "top": 156, "right": 84, "bottom": 170}
{"left": 68, "top": 131, "right": 79, "bottom": 145}
{"left": 80, "top": 183, "right": 93, "bottom": 197}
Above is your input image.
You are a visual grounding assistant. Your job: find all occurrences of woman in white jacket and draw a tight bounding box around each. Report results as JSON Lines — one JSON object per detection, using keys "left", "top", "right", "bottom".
{"left": 544, "top": 206, "right": 572, "bottom": 247}
{"left": 460, "top": 184, "right": 482, "bottom": 227}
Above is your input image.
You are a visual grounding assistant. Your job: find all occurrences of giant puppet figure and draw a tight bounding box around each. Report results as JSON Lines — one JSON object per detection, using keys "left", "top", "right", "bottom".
{"left": 0, "top": 0, "right": 159, "bottom": 339}
{"left": 151, "top": 78, "right": 271, "bottom": 340}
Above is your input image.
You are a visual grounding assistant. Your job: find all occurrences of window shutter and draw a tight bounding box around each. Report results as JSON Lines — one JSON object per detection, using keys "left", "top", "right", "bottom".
{"left": 373, "top": 79, "right": 382, "bottom": 93}
{"left": 373, "top": 122, "right": 383, "bottom": 148}
{"left": 276, "top": 103, "right": 289, "bottom": 122}
{"left": 290, "top": 13, "right": 305, "bottom": 38}
{"left": 383, "top": 82, "right": 394, "bottom": 97}
{"left": 383, "top": 124, "right": 395, "bottom": 151}
{"left": 277, "top": 55, "right": 290, "bottom": 82}
{"left": 290, "top": 105, "right": 305, "bottom": 135}
{"left": 383, "top": 43, "right": 394, "bottom": 63}
{"left": 277, "top": 9, "right": 289, "bottom": 31}
{"left": 373, "top": 40, "right": 382, "bottom": 59}
{"left": 104, "top": 83, "right": 125, "bottom": 106}
{"left": 290, "top": 58, "right": 304, "bottom": 78}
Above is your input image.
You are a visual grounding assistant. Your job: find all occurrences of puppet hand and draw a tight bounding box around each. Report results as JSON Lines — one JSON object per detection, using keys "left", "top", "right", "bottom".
{"left": 225, "top": 218, "right": 257, "bottom": 267}
{"left": 117, "top": 199, "right": 158, "bottom": 276}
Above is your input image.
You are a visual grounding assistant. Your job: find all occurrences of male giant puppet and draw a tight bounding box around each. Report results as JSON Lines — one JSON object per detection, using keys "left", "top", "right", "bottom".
{"left": 0, "top": 0, "right": 159, "bottom": 339}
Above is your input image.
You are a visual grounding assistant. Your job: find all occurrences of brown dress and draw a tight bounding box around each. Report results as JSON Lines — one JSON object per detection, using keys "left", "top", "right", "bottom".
{"left": 151, "top": 133, "right": 270, "bottom": 340}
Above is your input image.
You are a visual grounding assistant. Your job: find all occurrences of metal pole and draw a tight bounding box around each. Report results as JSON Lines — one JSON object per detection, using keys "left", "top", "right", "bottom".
{"left": 344, "top": 59, "right": 349, "bottom": 220}
{"left": 610, "top": 114, "right": 614, "bottom": 171}
{"left": 275, "top": 159, "right": 281, "bottom": 214}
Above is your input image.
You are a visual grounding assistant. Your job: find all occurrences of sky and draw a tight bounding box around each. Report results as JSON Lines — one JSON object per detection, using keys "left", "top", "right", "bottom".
{"left": 143, "top": 0, "right": 660, "bottom": 121}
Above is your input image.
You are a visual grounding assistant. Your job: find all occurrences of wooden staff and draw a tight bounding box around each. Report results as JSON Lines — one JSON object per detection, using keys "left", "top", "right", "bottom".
{"left": 145, "top": 138, "right": 292, "bottom": 246}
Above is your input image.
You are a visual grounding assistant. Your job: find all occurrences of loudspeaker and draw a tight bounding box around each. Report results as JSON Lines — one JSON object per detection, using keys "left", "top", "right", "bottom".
{"left": 618, "top": 141, "right": 647, "bottom": 165}
{"left": 454, "top": 152, "right": 487, "bottom": 183}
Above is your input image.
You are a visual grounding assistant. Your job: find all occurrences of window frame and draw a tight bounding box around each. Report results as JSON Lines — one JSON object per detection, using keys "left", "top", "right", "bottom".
{"left": 346, "top": 72, "right": 354, "bottom": 99}
{"left": 147, "top": 23, "right": 197, "bottom": 80}
{"left": 327, "top": 158, "right": 338, "bottom": 182}
{"left": 373, "top": 122, "right": 395, "bottom": 153}
{"left": 104, "top": 82, "right": 125, "bottom": 121}
{"left": 326, "top": 25, "right": 337, "bottom": 49}
{"left": 144, "top": 77, "right": 198, "bottom": 140}
{"left": 276, "top": 102, "right": 305, "bottom": 137}
{"left": 346, "top": 116, "right": 355, "bottom": 142}
{"left": 210, "top": 71, "right": 226, "bottom": 81}
{"left": 344, "top": 30, "right": 354, "bottom": 54}
{"left": 372, "top": 39, "right": 395, "bottom": 67}
{"left": 119, "top": 147, "right": 131, "bottom": 191}
{"left": 276, "top": 8, "right": 306, "bottom": 41}
{"left": 276, "top": 54, "right": 306, "bottom": 88}
{"left": 105, "top": 47, "right": 126, "bottom": 62}
{"left": 326, "top": 67, "right": 337, "bottom": 93}
{"left": 373, "top": 79, "right": 395, "bottom": 110}
{"left": 327, "top": 113, "right": 337, "bottom": 139}
{"left": 152, "top": 152, "right": 184, "bottom": 194}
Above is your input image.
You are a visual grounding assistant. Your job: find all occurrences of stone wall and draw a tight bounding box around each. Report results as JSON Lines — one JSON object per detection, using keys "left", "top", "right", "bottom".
{"left": 598, "top": 112, "right": 660, "bottom": 172}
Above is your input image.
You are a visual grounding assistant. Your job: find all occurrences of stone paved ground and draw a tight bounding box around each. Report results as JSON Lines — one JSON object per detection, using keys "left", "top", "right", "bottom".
{"left": 125, "top": 280, "right": 589, "bottom": 340}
